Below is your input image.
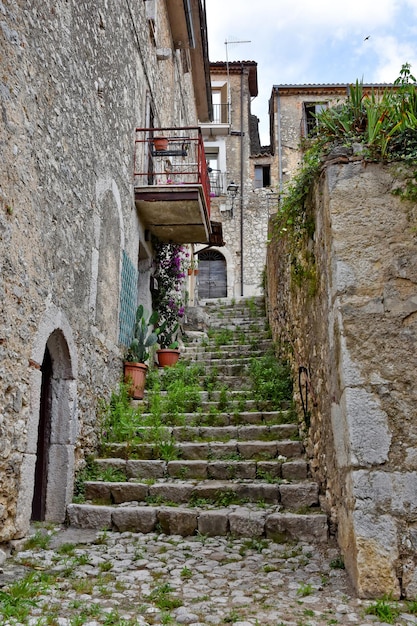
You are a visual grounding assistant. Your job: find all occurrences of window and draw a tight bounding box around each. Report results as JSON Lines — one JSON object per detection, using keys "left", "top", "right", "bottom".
{"left": 303, "top": 102, "right": 328, "bottom": 136}
{"left": 212, "top": 83, "right": 229, "bottom": 124}
{"left": 205, "top": 148, "right": 222, "bottom": 196}
{"left": 254, "top": 165, "right": 271, "bottom": 189}
{"left": 145, "top": 0, "right": 157, "bottom": 45}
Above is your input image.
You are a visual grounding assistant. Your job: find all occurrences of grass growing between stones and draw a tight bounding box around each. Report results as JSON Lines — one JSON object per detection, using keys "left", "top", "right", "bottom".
{"left": 364, "top": 595, "right": 401, "bottom": 624}
{"left": 0, "top": 572, "right": 49, "bottom": 622}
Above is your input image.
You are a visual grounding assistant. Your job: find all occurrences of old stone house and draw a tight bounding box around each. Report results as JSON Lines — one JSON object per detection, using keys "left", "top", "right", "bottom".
{"left": 0, "top": 0, "right": 212, "bottom": 546}
{"left": 198, "top": 60, "right": 274, "bottom": 299}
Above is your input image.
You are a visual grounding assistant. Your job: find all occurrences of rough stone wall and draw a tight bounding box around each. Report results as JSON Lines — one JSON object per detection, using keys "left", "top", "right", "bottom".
{"left": 267, "top": 161, "right": 417, "bottom": 598}
{"left": 0, "top": 0, "right": 200, "bottom": 541}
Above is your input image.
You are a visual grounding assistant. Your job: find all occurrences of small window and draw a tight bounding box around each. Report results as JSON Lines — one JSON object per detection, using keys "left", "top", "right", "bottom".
{"left": 254, "top": 165, "right": 270, "bottom": 189}
{"left": 145, "top": 0, "right": 157, "bottom": 45}
{"left": 304, "top": 102, "right": 328, "bottom": 136}
{"left": 212, "top": 84, "right": 228, "bottom": 123}
{"left": 205, "top": 148, "right": 222, "bottom": 196}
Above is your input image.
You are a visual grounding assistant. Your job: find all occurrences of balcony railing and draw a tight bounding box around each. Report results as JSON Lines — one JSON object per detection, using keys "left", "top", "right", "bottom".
{"left": 134, "top": 127, "right": 212, "bottom": 244}
{"left": 208, "top": 168, "right": 226, "bottom": 197}
{"left": 212, "top": 103, "right": 229, "bottom": 124}
{"left": 134, "top": 127, "right": 210, "bottom": 213}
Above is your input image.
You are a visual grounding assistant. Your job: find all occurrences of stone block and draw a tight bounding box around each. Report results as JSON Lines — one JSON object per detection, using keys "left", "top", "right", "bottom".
{"left": 209, "top": 442, "right": 239, "bottom": 459}
{"left": 179, "top": 443, "right": 209, "bottom": 460}
{"left": 84, "top": 481, "right": 112, "bottom": 503}
{"left": 199, "top": 426, "right": 238, "bottom": 440}
{"left": 276, "top": 441, "right": 303, "bottom": 458}
{"left": 157, "top": 507, "right": 198, "bottom": 536}
{"left": 269, "top": 424, "right": 299, "bottom": 440}
{"left": 229, "top": 508, "right": 266, "bottom": 537}
{"left": 149, "top": 483, "right": 193, "bottom": 504}
{"left": 95, "top": 458, "right": 127, "bottom": 471}
{"left": 282, "top": 460, "right": 308, "bottom": 480}
{"left": 110, "top": 482, "right": 149, "bottom": 504}
{"left": 232, "top": 412, "right": 262, "bottom": 425}
{"left": 237, "top": 426, "right": 268, "bottom": 441}
{"left": 172, "top": 426, "right": 200, "bottom": 442}
{"left": 266, "top": 512, "right": 328, "bottom": 543}
{"left": 191, "top": 481, "right": 237, "bottom": 501}
{"left": 126, "top": 460, "right": 166, "bottom": 479}
{"left": 256, "top": 461, "right": 282, "bottom": 479}
{"left": 112, "top": 506, "right": 157, "bottom": 533}
{"left": 235, "top": 483, "right": 279, "bottom": 504}
{"left": 198, "top": 509, "right": 229, "bottom": 536}
{"left": 66, "top": 504, "right": 112, "bottom": 530}
{"left": 238, "top": 441, "right": 277, "bottom": 460}
{"left": 279, "top": 483, "right": 319, "bottom": 509}
{"left": 208, "top": 461, "right": 256, "bottom": 480}
{"left": 168, "top": 460, "right": 208, "bottom": 479}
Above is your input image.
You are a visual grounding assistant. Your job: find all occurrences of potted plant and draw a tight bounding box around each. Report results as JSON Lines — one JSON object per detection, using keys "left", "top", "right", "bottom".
{"left": 152, "top": 136, "right": 169, "bottom": 151}
{"left": 124, "top": 305, "right": 159, "bottom": 399}
{"left": 156, "top": 320, "right": 180, "bottom": 367}
{"left": 152, "top": 242, "right": 187, "bottom": 367}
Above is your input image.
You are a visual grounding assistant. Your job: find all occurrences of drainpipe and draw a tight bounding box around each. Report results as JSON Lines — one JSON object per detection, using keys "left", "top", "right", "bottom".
{"left": 240, "top": 64, "right": 244, "bottom": 297}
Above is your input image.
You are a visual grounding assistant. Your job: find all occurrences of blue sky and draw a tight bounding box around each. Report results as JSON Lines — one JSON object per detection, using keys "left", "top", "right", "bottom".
{"left": 206, "top": 0, "right": 417, "bottom": 143}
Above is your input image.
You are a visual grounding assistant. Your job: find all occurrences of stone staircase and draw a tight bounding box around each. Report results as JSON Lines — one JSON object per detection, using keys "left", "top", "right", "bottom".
{"left": 67, "top": 297, "right": 328, "bottom": 543}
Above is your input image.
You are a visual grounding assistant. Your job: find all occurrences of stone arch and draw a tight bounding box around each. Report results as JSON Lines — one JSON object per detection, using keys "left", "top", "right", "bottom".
{"left": 90, "top": 178, "right": 125, "bottom": 343}
{"left": 15, "top": 305, "right": 78, "bottom": 537}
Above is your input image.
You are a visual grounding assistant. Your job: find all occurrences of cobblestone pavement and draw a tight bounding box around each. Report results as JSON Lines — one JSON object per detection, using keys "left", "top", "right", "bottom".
{"left": 0, "top": 526, "right": 416, "bottom": 626}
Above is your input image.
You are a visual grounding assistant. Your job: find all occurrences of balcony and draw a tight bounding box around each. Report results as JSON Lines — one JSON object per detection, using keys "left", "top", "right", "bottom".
{"left": 200, "top": 102, "right": 230, "bottom": 137}
{"left": 134, "top": 127, "right": 212, "bottom": 244}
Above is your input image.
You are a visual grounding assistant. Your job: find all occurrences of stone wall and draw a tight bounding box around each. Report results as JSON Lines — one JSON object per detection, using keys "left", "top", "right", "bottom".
{"left": 266, "top": 161, "right": 417, "bottom": 597}
{"left": 0, "top": 0, "right": 201, "bottom": 542}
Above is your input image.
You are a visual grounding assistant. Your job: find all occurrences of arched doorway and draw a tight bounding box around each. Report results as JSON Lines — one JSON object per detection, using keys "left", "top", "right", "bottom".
{"left": 198, "top": 250, "right": 227, "bottom": 299}
{"left": 30, "top": 329, "right": 76, "bottom": 523}
{"left": 31, "top": 347, "right": 52, "bottom": 521}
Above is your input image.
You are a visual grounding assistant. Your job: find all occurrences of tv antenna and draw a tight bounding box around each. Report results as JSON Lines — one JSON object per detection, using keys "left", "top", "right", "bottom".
{"left": 225, "top": 39, "right": 251, "bottom": 124}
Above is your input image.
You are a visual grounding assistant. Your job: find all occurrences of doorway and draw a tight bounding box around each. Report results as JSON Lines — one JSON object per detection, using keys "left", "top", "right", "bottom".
{"left": 31, "top": 347, "right": 52, "bottom": 521}
{"left": 198, "top": 250, "right": 227, "bottom": 299}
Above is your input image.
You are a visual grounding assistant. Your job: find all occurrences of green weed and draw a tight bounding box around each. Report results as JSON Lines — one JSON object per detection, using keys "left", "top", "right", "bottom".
{"left": 297, "top": 583, "right": 314, "bottom": 597}
{"left": 148, "top": 583, "right": 182, "bottom": 611}
{"left": 364, "top": 595, "right": 400, "bottom": 624}
{"left": 0, "top": 573, "right": 46, "bottom": 622}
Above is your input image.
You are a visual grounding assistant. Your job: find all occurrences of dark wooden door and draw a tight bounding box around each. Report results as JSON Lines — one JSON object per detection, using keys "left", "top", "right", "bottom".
{"left": 32, "top": 347, "right": 53, "bottom": 521}
{"left": 198, "top": 250, "right": 227, "bottom": 299}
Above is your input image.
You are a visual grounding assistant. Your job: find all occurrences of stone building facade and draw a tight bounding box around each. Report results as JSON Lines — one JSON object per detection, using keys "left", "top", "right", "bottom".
{"left": 199, "top": 61, "right": 274, "bottom": 299}
{"left": 0, "top": 0, "right": 211, "bottom": 544}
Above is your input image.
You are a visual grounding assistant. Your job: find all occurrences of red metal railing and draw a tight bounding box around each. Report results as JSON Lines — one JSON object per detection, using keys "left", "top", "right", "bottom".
{"left": 134, "top": 127, "right": 210, "bottom": 215}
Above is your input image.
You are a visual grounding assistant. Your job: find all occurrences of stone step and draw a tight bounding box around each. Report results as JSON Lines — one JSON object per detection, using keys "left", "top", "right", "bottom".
{"left": 183, "top": 350, "right": 261, "bottom": 367}
{"left": 100, "top": 423, "right": 299, "bottom": 443}
{"left": 98, "top": 439, "right": 303, "bottom": 461}
{"left": 131, "top": 409, "right": 294, "bottom": 427}
{"left": 94, "top": 458, "right": 308, "bottom": 481}
{"left": 181, "top": 339, "right": 271, "bottom": 361}
{"left": 67, "top": 503, "right": 328, "bottom": 542}
{"left": 83, "top": 478, "right": 319, "bottom": 508}
{"left": 68, "top": 296, "right": 327, "bottom": 545}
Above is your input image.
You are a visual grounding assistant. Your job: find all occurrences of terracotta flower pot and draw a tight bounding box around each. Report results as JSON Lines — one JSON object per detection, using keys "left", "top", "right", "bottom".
{"left": 124, "top": 362, "right": 148, "bottom": 399}
{"left": 153, "top": 137, "right": 169, "bottom": 151}
{"left": 157, "top": 349, "right": 180, "bottom": 368}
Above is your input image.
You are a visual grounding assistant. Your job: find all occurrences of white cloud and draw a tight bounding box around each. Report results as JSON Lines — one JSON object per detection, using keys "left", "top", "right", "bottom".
{"left": 206, "top": 0, "right": 417, "bottom": 143}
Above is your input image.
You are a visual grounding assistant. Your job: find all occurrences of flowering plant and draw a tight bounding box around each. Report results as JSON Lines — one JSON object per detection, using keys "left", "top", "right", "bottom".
{"left": 152, "top": 242, "right": 188, "bottom": 349}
